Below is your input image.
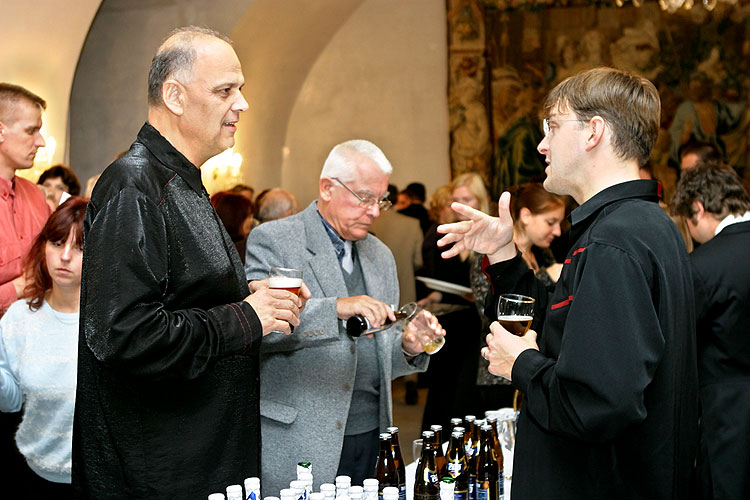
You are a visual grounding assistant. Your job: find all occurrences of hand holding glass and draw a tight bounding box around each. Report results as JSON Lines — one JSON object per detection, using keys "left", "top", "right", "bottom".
{"left": 268, "top": 267, "right": 303, "bottom": 296}
{"left": 496, "top": 294, "right": 534, "bottom": 336}
{"left": 404, "top": 305, "right": 446, "bottom": 355}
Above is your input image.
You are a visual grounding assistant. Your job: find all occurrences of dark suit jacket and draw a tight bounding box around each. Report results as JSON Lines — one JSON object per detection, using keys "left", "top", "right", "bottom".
{"left": 691, "top": 219, "right": 750, "bottom": 500}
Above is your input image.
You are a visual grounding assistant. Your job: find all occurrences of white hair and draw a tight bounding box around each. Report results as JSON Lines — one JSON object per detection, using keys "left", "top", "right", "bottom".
{"left": 320, "top": 140, "right": 393, "bottom": 182}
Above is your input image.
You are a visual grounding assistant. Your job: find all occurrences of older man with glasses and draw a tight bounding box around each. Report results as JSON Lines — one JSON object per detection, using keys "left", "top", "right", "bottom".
{"left": 245, "top": 139, "right": 444, "bottom": 493}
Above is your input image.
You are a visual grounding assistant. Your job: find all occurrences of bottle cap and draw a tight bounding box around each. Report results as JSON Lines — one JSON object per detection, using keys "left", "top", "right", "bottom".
{"left": 290, "top": 480, "right": 306, "bottom": 490}
{"left": 349, "top": 486, "right": 363, "bottom": 499}
{"left": 386, "top": 426, "right": 399, "bottom": 433}
{"left": 245, "top": 477, "right": 261, "bottom": 489}
{"left": 382, "top": 487, "right": 399, "bottom": 500}
{"left": 208, "top": 494, "right": 225, "bottom": 500}
{"left": 320, "top": 484, "right": 336, "bottom": 493}
{"left": 226, "top": 485, "right": 244, "bottom": 500}
{"left": 309, "top": 494, "right": 325, "bottom": 500}
{"left": 465, "top": 415, "right": 476, "bottom": 422}
{"left": 280, "top": 489, "right": 296, "bottom": 500}
{"left": 335, "top": 476, "right": 351, "bottom": 486}
{"left": 265, "top": 497, "right": 281, "bottom": 500}
{"left": 362, "top": 478, "right": 379, "bottom": 490}
{"left": 421, "top": 430, "right": 435, "bottom": 439}
{"left": 430, "top": 424, "right": 443, "bottom": 431}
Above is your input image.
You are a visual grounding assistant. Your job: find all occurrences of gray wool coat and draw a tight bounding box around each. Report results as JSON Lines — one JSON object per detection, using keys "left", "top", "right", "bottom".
{"left": 244, "top": 202, "right": 427, "bottom": 496}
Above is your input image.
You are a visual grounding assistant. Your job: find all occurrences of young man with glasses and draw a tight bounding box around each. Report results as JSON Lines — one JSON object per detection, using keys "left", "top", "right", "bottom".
{"left": 438, "top": 67, "right": 698, "bottom": 500}
{"left": 244, "top": 139, "right": 444, "bottom": 493}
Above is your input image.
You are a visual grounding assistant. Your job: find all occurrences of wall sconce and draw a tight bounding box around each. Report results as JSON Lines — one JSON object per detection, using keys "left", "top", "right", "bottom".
{"left": 201, "top": 147, "right": 244, "bottom": 195}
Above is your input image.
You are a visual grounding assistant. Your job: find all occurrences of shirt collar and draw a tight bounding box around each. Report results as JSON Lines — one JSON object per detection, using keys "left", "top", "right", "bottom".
{"left": 569, "top": 179, "right": 661, "bottom": 238}
{"left": 316, "top": 204, "right": 346, "bottom": 257}
{"left": 0, "top": 175, "right": 12, "bottom": 200}
{"left": 137, "top": 122, "right": 205, "bottom": 195}
{"left": 715, "top": 211, "right": 750, "bottom": 235}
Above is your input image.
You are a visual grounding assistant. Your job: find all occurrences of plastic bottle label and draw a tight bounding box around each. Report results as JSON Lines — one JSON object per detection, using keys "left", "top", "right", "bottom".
{"left": 399, "top": 486, "right": 406, "bottom": 500}
{"left": 453, "top": 491, "right": 468, "bottom": 500}
{"left": 468, "top": 478, "right": 476, "bottom": 500}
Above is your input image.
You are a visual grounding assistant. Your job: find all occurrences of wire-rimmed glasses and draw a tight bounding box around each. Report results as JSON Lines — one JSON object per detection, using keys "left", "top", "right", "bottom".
{"left": 332, "top": 177, "right": 392, "bottom": 211}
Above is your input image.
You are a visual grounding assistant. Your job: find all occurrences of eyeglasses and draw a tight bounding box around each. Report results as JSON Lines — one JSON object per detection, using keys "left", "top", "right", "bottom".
{"left": 332, "top": 177, "right": 392, "bottom": 212}
{"left": 542, "top": 118, "right": 587, "bottom": 137}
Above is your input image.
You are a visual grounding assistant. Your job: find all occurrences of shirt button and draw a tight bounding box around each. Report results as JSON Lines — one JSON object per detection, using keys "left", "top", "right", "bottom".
{"left": 336, "top": 420, "right": 343, "bottom": 429}
{"left": 350, "top": 345, "right": 356, "bottom": 354}
{"left": 343, "top": 383, "right": 351, "bottom": 391}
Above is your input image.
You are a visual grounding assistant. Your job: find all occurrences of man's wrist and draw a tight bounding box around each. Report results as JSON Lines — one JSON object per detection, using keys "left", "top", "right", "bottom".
{"left": 402, "top": 345, "right": 419, "bottom": 358}
{"left": 487, "top": 242, "right": 519, "bottom": 265}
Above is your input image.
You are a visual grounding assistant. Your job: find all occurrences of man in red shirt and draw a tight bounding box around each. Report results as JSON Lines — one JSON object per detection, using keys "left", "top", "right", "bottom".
{"left": 0, "top": 83, "right": 50, "bottom": 317}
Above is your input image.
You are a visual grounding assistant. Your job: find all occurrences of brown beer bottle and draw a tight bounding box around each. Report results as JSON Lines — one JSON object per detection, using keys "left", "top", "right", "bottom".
{"left": 375, "top": 433, "right": 399, "bottom": 500}
{"left": 429, "top": 425, "right": 446, "bottom": 473}
{"left": 387, "top": 426, "right": 407, "bottom": 500}
{"left": 450, "top": 417, "right": 463, "bottom": 431}
{"left": 414, "top": 431, "right": 439, "bottom": 500}
{"left": 463, "top": 415, "right": 478, "bottom": 500}
{"left": 484, "top": 415, "right": 504, "bottom": 473}
{"left": 441, "top": 429, "right": 469, "bottom": 500}
{"left": 475, "top": 424, "right": 500, "bottom": 500}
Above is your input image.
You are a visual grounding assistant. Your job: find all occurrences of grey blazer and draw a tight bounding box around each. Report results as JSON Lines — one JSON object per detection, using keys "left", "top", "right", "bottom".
{"left": 244, "top": 202, "right": 427, "bottom": 495}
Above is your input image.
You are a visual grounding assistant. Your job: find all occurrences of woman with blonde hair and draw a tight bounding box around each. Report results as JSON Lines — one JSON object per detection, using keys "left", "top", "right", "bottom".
{"left": 419, "top": 173, "right": 490, "bottom": 431}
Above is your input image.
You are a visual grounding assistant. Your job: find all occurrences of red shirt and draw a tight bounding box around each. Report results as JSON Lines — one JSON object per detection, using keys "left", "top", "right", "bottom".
{"left": 0, "top": 175, "right": 50, "bottom": 314}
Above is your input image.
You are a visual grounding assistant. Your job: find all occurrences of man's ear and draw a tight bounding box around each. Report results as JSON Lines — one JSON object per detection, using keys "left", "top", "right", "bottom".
{"left": 162, "top": 80, "right": 185, "bottom": 116}
{"left": 584, "top": 116, "right": 605, "bottom": 152}
{"left": 319, "top": 178, "right": 334, "bottom": 201}
{"left": 691, "top": 200, "right": 706, "bottom": 220}
{"left": 0, "top": 121, "right": 5, "bottom": 143}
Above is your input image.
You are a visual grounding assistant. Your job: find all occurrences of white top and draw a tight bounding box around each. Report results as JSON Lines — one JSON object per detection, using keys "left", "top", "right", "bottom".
{"left": 0, "top": 299, "right": 78, "bottom": 483}
{"left": 715, "top": 211, "right": 750, "bottom": 236}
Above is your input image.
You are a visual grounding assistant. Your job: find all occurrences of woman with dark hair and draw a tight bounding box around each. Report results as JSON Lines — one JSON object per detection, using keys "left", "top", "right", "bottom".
{"left": 37, "top": 165, "right": 81, "bottom": 207}
{"left": 0, "top": 196, "right": 87, "bottom": 499}
{"left": 210, "top": 191, "right": 255, "bottom": 264}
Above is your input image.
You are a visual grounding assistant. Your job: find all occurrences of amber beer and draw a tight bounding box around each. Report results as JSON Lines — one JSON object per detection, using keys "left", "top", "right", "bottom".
{"left": 496, "top": 315, "right": 532, "bottom": 336}
{"left": 268, "top": 276, "right": 302, "bottom": 296}
{"left": 268, "top": 267, "right": 303, "bottom": 296}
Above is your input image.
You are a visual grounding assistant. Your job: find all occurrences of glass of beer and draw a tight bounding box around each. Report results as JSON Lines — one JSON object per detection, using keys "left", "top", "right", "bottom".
{"left": 496, "top": 294, "right": 534, "bottom": 336}
{"left": 268, "top": 267, "right": 303, "bottom": 296}
{"left": 405, "top": 306, "right": 446, "bottom": 355}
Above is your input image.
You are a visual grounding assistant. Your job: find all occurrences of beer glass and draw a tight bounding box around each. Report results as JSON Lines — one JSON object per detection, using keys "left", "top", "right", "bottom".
{"left": 496, "top": 294, "right": 534, "bottom": 336}
{"left": 405, "top": 306, "right": 446, "bottom": 355}
{"left": 268, "top": 267, "right": 303, "bottom": 296}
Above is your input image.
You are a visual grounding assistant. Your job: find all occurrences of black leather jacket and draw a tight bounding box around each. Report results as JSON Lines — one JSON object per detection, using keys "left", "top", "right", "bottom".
{"left": 73, "top": 122, "right": 262, "bottom": 499}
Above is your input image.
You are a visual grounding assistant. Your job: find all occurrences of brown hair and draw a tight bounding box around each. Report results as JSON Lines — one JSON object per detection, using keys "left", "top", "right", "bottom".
{"left": 670, "top": 162, "right": 750, "bottom": 219}
{"left": 0, "top": 83, "right": 46, "bottom": 122}
{"left": 542, "top": 67, "right": 660, "bottom": 167}
{"left": 509, "top": 182, "right": 566, "bottom": 222}
{"left": 22, "top": 197, "right": 88, "bottom": 311}
{"left": 428, "top": 185, "right": 453, "bottom": 223}
{"left": 211, "top": 191, "right": 254, "bottom": 241}
{"left": 38, "top": 164, "right": 81, "bottom": 196}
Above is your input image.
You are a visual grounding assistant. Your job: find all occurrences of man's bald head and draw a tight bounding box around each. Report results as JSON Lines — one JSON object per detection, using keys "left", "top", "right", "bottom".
{"left": 147, "top": 26, "right": 232, "bottom": 107}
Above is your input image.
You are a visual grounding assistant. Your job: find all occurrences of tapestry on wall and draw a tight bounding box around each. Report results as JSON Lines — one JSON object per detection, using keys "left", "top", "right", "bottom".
{"left": 447, "top": 0, "right": 750, "bottom": 201}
